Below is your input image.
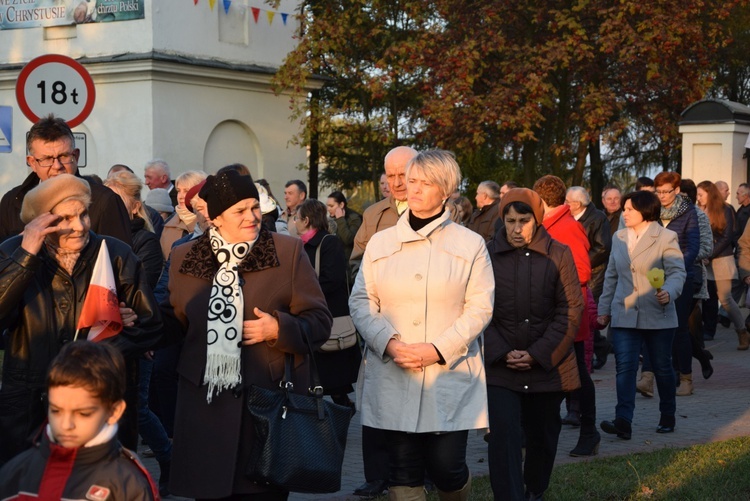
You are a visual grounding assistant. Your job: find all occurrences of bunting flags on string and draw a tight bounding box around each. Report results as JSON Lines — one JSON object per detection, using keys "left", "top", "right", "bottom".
{"left": 192, "top": 1, "right": 292, "bottom": 27}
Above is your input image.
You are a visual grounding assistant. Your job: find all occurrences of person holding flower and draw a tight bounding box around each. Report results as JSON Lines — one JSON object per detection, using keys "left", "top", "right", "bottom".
{"left": 598, "top": 190, "right": 686, "bottom": 439}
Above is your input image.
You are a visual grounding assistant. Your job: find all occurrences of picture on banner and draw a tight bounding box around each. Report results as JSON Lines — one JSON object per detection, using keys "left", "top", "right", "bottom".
{"left": 0, "top": 0, "right": 145, "bottom": 31}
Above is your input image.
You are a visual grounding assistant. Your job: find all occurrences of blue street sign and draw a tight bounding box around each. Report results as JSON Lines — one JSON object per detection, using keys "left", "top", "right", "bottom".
{"left": 0, "top": 106, "right": 10, "bottom": 153}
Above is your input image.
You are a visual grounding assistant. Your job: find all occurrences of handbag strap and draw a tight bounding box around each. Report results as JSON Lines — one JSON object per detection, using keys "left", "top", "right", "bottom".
{"left": 282, "top": 319, "right": 327, "bottom": 419}
{"left": 313, "top": 234, "right": 332, "bottom": 278}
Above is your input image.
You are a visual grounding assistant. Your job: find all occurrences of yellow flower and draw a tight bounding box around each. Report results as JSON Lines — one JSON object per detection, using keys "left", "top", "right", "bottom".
{"left": 646, "top": 268, "right": 665, "bottom": 290}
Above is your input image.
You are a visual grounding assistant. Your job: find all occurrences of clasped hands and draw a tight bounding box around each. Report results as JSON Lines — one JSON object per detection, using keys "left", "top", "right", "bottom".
{"left": 386, "top": 338, "right": 440, "bottom": 372}
{"left": 506, "top": 349, "right": 535, "bottom": 371}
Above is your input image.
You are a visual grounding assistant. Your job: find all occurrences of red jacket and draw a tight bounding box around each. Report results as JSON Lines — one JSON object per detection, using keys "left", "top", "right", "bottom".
{"left": 544, "top": 205, "right": 591, "bottom": 342}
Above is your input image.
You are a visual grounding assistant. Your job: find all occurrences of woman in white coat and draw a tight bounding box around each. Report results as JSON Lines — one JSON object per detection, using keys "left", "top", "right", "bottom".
{"left": 349, "top": 150, "right": 494, "bottom": 501}
{"left": 598, "top": 190, "right": 686, "bottom": 440}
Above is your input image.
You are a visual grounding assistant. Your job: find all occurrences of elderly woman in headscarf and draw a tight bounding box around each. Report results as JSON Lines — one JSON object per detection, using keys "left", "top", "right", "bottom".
{"left": 0, "top": 174, "right": 162, "bottom": 467}
{"left": 161, "top": 169, "right": 332, "bottom": 500}
{"left": 484, "top": 188, "right": 583, "bottom": 501}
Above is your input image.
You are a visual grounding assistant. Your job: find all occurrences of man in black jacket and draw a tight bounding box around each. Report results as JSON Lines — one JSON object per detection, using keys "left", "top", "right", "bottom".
{"left": 0, "top": 115, "right": 131, "bottom": 246}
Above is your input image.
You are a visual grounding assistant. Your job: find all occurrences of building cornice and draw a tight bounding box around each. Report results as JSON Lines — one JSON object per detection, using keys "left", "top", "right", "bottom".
{"left": 0, "top": 50, "right": 325, "bottom": 94}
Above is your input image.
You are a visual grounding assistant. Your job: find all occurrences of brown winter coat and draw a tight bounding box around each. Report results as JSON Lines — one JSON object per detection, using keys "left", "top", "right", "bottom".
{"left": 484, "top": 224, "right": 583, "bottom": 393}
{"left": 161, "top": 229, "right": 332, "bottom": 499}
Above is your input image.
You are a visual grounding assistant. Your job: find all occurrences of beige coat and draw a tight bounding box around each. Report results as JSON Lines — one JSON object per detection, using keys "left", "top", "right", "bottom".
{"left": 349, "top": 209, "right": 494, "bottom": 433}
{"left": 598, "top": 222, "right": 686, "bottom": 329}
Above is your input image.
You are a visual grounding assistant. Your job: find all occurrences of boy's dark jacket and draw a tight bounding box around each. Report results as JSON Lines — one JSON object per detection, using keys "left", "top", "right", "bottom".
{"left": 0, "top": 429, "right": 158, "bottom": 500}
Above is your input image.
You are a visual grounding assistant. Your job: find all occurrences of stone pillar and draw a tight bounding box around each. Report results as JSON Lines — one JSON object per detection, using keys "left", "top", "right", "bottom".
{"left": 679, "top": 99, "right": 750, "bottom": 208}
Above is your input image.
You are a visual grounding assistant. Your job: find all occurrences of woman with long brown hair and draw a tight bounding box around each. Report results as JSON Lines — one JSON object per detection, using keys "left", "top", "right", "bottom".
{"left": 697, "top": 180, "right": 749, "bottom": 350}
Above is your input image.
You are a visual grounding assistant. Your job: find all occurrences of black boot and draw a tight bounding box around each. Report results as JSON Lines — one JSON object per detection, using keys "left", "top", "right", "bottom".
{"left": 600, "top": 417, "right": 631, "bottom": 440}
{"left": 699, "top": 350, "right": 714, "bottom": 379}
{"left": 561, "top": 396, "right": 581, "bottom": 427}
{"left": 656, "top": 414, "right": 675, "bottom": 434}
{"left": 157, "top": 459, "right": 171, "bottom": 497}
{"left": 570, "top": 424, "right": 601, "bottom": 457}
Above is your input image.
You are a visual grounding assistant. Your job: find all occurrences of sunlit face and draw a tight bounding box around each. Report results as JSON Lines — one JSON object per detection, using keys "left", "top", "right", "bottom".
{"left": 385, "top": 158, "right": 408, "bottom": 202}
{"left": 639, "top": 186, "right": 656, "bottom": 193}
{"left": 326, "top": 198, "right": 343, "bottom": 217}
{"left": 717, "top": 182, "right": 729, "bottom": 201}
{"left": 144, "top": 167, "right": 168, "bottom": 190}
{"left": 294, "top": 212, "right": 310, "bottom": 234}
{"left": 48, "top": 385, "right": 124, "bottom": 449}
{"left": 27, "top": 138, "right": 79, "bottom": 181}
{"left": 737, "top": 188, "right": 749, "bottom": 206}
{"left": 407, "top": 168, "right": 445, "bottom": 218}
{"left": 696, "top": 187, "right": 708, "bottom": 208}
{"left": 565, "top": 194, "right": 583, "bottom": 216}
{"left": 379, "top": 174, "right": 391, "bottom": 198}
{"left": 191, "top": 194, "right": 210, "bottom": 219}
{"left": 602, "top": 189, "right": 622, "bottom": 214}
{"left": 475, "top": 188, "right": 490, "bottom": 209}
{"left": 284, "top": 185, "right": 305, "bottom": 212}
{"left": 499, "top": 184, "right": 512, "bottom": 199}
{"left": 504, "top": 206, "right": 536, "bottom": 248}
{"left": 655, "top": 183, "right": 679, "bottom": 208}
{"left": 622, "top": 199, "right": 645, "bottom": 228}
{"left": 47, "top": 199, "right": 91, "bottom": 252}
{"left": 176, "top": 182, "right": 193, "bottom": 208}
{"left": 213, "top": 198, "right": 262, "bottom": 243}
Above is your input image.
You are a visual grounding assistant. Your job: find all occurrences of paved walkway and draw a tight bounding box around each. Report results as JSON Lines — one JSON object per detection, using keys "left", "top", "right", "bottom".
{"left": 145, "top": 323, "right": 750, "bottom": 500}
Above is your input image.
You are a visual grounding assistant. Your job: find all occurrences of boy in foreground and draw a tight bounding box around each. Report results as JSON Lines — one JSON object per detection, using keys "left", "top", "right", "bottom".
{"left": 0, "top": 341, "right": 158, "bottom": 500}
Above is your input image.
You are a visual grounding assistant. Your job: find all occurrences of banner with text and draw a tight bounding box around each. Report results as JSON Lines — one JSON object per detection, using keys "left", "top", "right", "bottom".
{"left": 0, "top": 0, "right": 144, "bottom": 31}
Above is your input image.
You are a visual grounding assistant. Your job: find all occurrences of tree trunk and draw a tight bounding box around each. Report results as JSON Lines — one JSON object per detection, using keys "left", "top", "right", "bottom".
{"left": 589, "top": 137, "right": 604, "bottom": 210}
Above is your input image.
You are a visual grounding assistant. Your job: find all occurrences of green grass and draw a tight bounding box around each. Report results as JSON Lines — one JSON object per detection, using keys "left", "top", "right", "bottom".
{"left": 376, "top": 437, "right": 750, "bottom": 500}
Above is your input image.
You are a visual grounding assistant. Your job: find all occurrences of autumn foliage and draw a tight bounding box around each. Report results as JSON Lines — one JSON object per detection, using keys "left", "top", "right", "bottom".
{"left": 272, "top": 0, "right": 745, "bottom": 197}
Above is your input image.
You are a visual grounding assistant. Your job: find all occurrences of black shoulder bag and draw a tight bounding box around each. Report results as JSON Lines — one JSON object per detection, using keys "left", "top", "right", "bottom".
{"left": 245, "top": 329, "right": 353, "bottom": 493}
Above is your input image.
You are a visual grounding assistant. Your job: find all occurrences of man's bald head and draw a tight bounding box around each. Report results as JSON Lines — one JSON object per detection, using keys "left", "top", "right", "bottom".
{"left": 384, "top": 146, "right": 418, "bottom": 202}
{"left": 716, "top": 180, "right": 730, "bottom": 202}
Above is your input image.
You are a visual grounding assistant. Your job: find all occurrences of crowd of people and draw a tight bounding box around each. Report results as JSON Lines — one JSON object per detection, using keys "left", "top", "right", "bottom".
{"left": 1, "top": 114, "right": 749, "bottom": 500}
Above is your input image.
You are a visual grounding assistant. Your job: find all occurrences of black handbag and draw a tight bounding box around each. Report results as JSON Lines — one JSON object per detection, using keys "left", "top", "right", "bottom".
{"left": 245, "top": 336, "right": 352, "bottom": 493}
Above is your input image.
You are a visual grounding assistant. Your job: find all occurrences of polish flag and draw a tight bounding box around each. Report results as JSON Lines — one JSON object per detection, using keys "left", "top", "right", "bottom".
{"left": 76, "top": 240, "right": 122, "bottom": 342}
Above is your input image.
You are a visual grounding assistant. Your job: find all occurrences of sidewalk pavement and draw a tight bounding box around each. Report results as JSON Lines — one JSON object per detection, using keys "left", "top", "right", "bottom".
{"left": 144, "top": 323, "right": 750, "bottom": 500}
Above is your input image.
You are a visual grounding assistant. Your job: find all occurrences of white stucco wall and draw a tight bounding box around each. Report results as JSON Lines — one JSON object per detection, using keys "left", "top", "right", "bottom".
{"left": 2, "top": 0, "right": 299, "bottom": 66}
{"left": 0, "top": 0, "right": 312, "bottom": 200}
{"left": 679, "top": 123, "right": 750, "bottom": 208}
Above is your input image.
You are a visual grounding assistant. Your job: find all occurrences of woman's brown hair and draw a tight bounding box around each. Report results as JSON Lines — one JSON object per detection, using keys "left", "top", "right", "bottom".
{"left": 697, "top": 180, "right": 726, "bottom": 234}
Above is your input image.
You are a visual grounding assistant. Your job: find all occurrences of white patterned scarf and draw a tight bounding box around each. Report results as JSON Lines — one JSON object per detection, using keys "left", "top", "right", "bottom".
{"left": 204, "top": 227, "right": 254, "bottom": 403}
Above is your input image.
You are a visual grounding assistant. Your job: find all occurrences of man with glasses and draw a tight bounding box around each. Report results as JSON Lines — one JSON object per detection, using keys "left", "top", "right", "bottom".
{"left": 0, "top": 115, "right": 131, "bottom": 244}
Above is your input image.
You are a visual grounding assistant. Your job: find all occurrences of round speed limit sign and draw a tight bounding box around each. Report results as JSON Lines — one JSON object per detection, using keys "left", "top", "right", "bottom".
{"left": 15, "top": 54, "right": 96, "bottom": 128}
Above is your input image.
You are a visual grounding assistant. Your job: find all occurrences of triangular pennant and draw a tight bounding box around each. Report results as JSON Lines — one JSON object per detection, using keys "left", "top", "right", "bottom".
{"left": 208, "top": 0, "right": 216, "bottom": 10}
{"left": 251, "top": 7, "right": 260, "bottom": 23}
{"left": 194, "top": 0, "right": 199, "bottom": 5}
{"left": 281, "top": 12, "right": 288, "bottom": 25}
{"left": 266, "top": 11, "right": 275, "bottom": 25}
{"left": 223, "top": 0, "right": 231, "bottom": 14}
